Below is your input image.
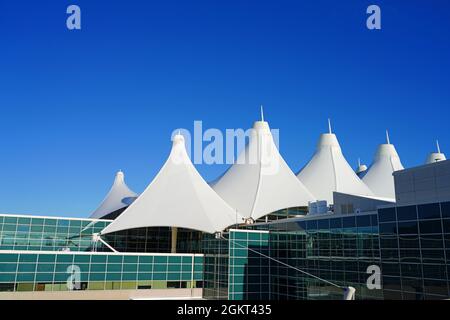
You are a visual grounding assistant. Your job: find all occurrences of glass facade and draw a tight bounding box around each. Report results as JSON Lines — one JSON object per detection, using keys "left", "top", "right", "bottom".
{"left": 202, "top": 234, "right": 229, "bottom": 300}
{"left": 104, "top": 227, "right": 203, "bottom": 253}
{"left": 0, "top": 215, "right": 110, "bottom": 252}
{"left": 228, "top": 230, "right": 271, "bottom": 300}
{"left": 0, "top": 251, "right": 203, "bottom": 292}
{"left": 378, "top": 202, "right": 450, "bottom": 299}
{"left": 2, "top": 200, "right": 450, "bottom": 299}
{"left": 203, "top": 200, "right": 450, "bottom": 300}
{"left": 0, "top": 214, "right": 204, "bottom": 293}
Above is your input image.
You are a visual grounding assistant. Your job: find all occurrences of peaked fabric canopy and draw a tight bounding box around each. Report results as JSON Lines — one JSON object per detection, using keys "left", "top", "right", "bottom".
{"left": 363, "top": 142, "right": 404, "bottom": 199}
{"left": 90, "top": 171, "right": 138, "bottom": 219}
{"left": 212, "top": 120, "right": 315, "bottom": 220}
{"left": 297, "top": 132, "right": 373, "bottom": 204}
{"left": 101, "top": 134, "right": 242, "bottom": 235}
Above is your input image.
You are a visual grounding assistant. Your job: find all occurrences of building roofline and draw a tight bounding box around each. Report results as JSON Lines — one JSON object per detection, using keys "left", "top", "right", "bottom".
{"left": 0, "top": 212, "right": 113, "bottom": 222}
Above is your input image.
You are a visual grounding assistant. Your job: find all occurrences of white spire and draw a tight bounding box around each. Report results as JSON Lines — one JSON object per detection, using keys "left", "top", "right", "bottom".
{"left": 437, "top": 140, "right": 441, "bottom": 154}
{"left": 297, "top": 125, "right": 373, "bottom": 204}
{"left": 260, "top": 105, "right": 265, "bottom": 122}
{"left": 90, "top": 170, "right": 138, "bottom": 219}
{"left": 212, "top": 119, "right": 315, "bottom": 220}
{"left": 328, "top": 118, "right": 332, "bottom": 134}
{"left": 358, "top": 158, "right": 361, "bottom": 167}
{"left": 101, "top": 133, "right": 243, "bottom": 235}
{"left": 363, "top": 133, "right": 404, "bottom": 199}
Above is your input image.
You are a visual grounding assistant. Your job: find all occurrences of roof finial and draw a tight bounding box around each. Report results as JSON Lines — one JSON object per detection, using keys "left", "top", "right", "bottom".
{"left": 358, "top": 158, "right": 361, "bottom": 167}
{"left": 386, "top": 130, "right": 390, "bottom": 144}
{"left": 260, "top": 105, "right": 264, "bottom": 122}
{"left": 328, "top": 118, "right": 332, "bottom": 134}
{"left": 436, "top": 140, "right": 441, "bottom": 154}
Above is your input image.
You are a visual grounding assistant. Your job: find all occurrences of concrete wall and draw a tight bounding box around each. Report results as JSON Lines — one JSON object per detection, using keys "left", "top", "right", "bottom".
{"left": 0, "top": 288, "right": 203, "bottom": 300}
{"left": 394, "top": 160, "right": 450, "bottom": 206}
{"left": 333, "top": 192, "right": 394, "bottom": 214}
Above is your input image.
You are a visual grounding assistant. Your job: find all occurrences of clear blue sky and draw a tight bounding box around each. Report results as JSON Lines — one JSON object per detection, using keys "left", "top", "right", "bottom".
{"left": 0, "top": 0, "right": 449, "bottom": 217}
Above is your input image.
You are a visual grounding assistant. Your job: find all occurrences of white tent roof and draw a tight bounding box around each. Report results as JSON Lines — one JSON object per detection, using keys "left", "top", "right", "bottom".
{"left": 297, "top": 121, "right": 373, "bottom": 204}
{"left": 101, "top": 134, "right": 242, "bottom": 235}
{"left": 425, "top": 140, "right": 446, "bottom": 164}
{"left": 212, "top": 119, "right": 315, "bottom": 220}
{"left": 90, "top": 171, "right": 138, "bottom": 219}
{"left": 362, "top": 131, "right": 404, "bottom": 200}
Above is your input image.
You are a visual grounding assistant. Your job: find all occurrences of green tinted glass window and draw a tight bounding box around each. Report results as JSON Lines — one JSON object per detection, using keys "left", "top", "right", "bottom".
{"left": 154, "top": 256, "right": 168, "bottom": 264}
{"left": 19, "top": 254, "right": 37, "bottom": 263}
{"left": 16, "top": 273, "right": 35, "bottom": 282}
{"left": 38, "top": 255, "right": 56, "bottom": 263}
{"left": 139, "top": 256, "right": 153, "bottom": 264}
{"left": 18, "top": 264, "right": 36, "bottom": 272}
{"left": 0, "top": 254, "right": 19, "bottom": 263}
{"left": 4, "top": 217, "right": 18, "bottom": 224}
{"left": 91, "top": 255, "right": 107, "bottom": 263}
{"left": 74, "top": 255, "right": 90, "bottom": 263}
{"left": 124, "top": 256, "right": 138, "bottom": 264}
{"left": 107, "top": 256, "right": 123, "bottom": 264}
{"left": 18, "top": 218, "right": 31, "bottom": 225}
{"left": 56, "top": 255, "right": 74, "bottom": 263}
{"left": 44, "top": 218, "right": 57, "bottom": 226}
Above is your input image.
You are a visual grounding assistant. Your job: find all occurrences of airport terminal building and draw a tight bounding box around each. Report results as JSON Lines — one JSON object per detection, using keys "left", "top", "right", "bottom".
{"left": 0, "top": 119, "right": 449, "bottom": 300}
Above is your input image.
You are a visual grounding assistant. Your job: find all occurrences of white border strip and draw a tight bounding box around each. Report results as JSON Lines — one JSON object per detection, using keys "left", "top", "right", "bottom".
{"left": 0, "top": 249, "right": 204, "bottom": 257}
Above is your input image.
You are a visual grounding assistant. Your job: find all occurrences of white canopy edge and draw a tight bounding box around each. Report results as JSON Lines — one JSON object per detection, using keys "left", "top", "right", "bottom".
{"left": 101, "top": 134, "right": 244, "bottom": 235}
{"left": 90, "top": 171, "right": 138, "bottom": 219}
{"left": 213, "top": 120, "right": 315, "bottom": 220}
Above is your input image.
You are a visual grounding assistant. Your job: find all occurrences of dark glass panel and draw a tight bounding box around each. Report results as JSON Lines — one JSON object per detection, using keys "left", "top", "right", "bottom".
{"left": 418, "top": 203, "right": 441, "bottom": 220}
{"left": 398, "top": 221, "right": 418, "bottom": 235}
{"left": 397, "top": 206, "right": 417, "bottom": 221}
{"left": 329, "top": 218, "right": 342, "bottom": 229}
{"left": 371, "top": 214, "right": 378, "bottom": 226}
{"left": 379, "top": 223, "right": 397, "bottom": 235}
{"left": 356, "top": 215, "right": 371, "bottom": 227}
{"left": 400, "top": 263, "right": 422, "bottom": 278}
{"left": 423, "top": 279, "right": 448, "bottom": 296}
{"left": 306, "top": 220, "right": 317, "bottom": 230}
{"left": 342, "top": 216, "right": 356, "bottom": 228}
{"left": 442, "top": 219, "right": 450, "bottom": 234}
{"left": 378, "top": 207, "right": 396, "bottom": 222}
{"left": 381, "top": 263, "right": 401, "bottom": 277}
{"left": 399, "top": 235, "right": 420, "bottom": 249}
{"left": 419, "top": 220, "right": 442, "bottom": 234}
{"left": 317, "top": 219, "right": 329, "bottom": 230}
{"left": 382, "top": 276, "right": 402, "bottom": 291}
{"left": 381, "top": 249, "right": 400, "bottom": 261}
{"left": 441, "top": 202, "right": 450, "bottom": 218}
{"left": 380, "top": 236, "right": 399, "bottom": 249}
{"left": 420, "top": 235, "right": 444, "bottom": 249}
{"left": 421, "top": 249, "right": 445, "bottom": 263}
{"left": 422, "top": 264, "right": 447, "bottom": 280}
{"left": 399, "top": 249, "right": 421, "bottom": 263}
{"left": 401, "top": 277, "right": 424, "bottom": 297}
